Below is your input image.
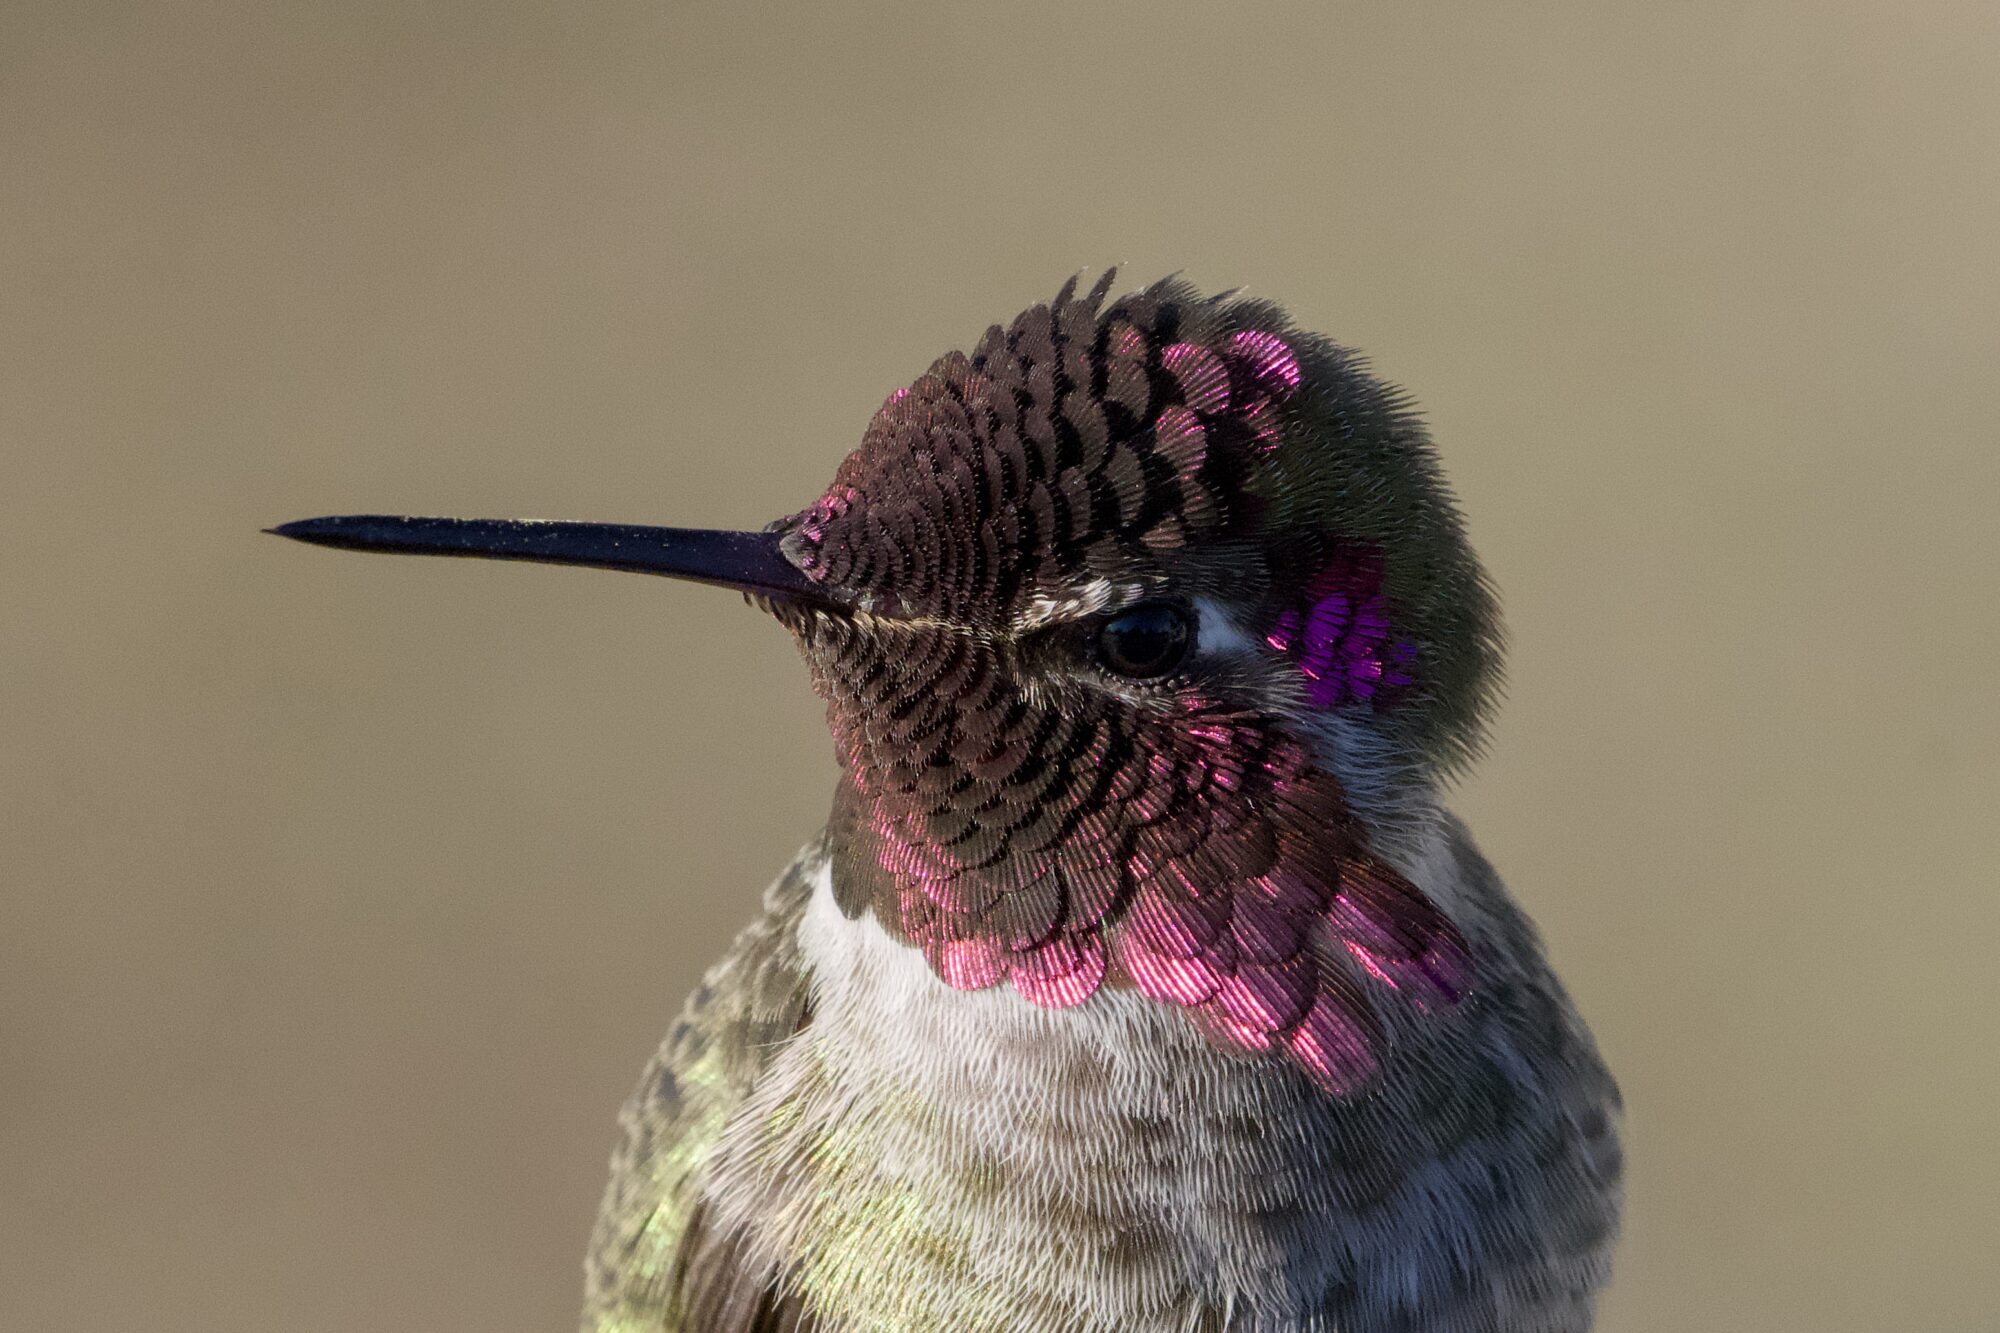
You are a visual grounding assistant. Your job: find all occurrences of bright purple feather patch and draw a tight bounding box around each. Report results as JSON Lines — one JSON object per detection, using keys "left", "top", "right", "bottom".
{"left": 1265, "top": 547, "right": 1417, "bottom": 709}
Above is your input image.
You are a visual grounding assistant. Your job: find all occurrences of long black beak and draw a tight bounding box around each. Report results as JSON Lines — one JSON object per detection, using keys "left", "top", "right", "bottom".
{"left": 267, "top": 515, "right": 833, "bottom": 605}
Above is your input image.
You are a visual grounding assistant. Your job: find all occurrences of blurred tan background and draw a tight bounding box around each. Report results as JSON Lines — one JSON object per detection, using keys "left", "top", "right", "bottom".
{"left": 5, "top": 2, "right": 1998, "bottom": 1330}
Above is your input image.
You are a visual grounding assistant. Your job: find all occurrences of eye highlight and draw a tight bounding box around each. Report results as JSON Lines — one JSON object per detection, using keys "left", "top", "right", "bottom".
{"left": 1095, "top": 602, "right": 1192, "bottom": 679}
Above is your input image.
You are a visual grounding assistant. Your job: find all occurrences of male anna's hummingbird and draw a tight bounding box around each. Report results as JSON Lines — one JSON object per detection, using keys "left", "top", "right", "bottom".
{"left": 275, "top": 275, "right": 1621, "bottom": 1333}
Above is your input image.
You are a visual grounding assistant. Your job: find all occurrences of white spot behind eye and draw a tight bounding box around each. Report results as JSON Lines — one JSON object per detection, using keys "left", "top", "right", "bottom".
{"left": 1190, "top": 596, "right": 1261, "bottom": 658}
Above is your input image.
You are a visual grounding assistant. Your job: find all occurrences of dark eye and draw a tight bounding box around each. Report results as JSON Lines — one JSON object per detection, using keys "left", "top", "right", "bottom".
{"left": 1096, "top": 602, "right": 1192, "bottom": 679}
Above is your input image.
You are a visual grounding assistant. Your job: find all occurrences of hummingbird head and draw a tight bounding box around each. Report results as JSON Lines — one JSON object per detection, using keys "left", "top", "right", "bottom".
{"left": 273, "top": 274, "right": 1499, "bottom": 1095}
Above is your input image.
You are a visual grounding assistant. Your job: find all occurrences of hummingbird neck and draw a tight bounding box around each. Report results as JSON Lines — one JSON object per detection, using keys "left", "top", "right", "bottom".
{"left": 694, "top": 821, "right": 1574, "bottom": 1332}
{"left": 1298, "top": 711, "right": 1447, "bottom": 862}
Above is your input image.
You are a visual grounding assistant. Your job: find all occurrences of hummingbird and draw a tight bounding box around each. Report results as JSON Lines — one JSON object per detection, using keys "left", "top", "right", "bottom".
{"left": 273, "top": 274, "right": 1621, "bottom": 1332}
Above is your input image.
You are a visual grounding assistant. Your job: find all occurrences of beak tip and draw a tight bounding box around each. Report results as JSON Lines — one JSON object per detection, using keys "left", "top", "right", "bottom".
{"left": 266, "top": 515, "right": 404, "bottom": 551}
